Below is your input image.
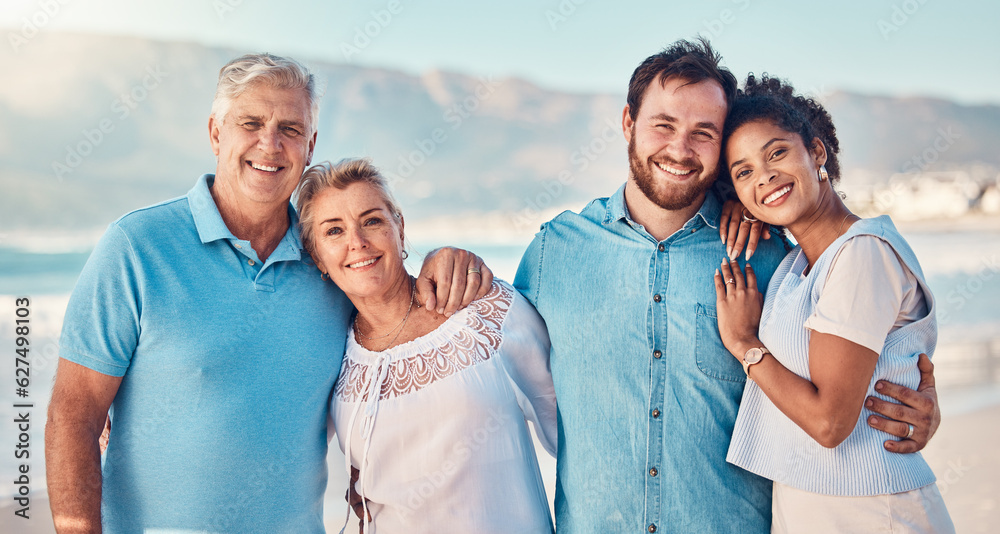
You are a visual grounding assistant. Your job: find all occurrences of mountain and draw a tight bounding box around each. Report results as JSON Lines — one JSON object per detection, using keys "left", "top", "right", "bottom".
{"left": 822, "top": 91, "right": 1000, "bottom": 178}
{"left": 2, "top": 32, "right": 999, "bottom": 245}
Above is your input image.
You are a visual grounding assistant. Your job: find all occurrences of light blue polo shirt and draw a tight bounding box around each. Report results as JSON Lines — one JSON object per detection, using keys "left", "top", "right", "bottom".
{"left": 59, "top": 174, "right": 350, "bottom": 533}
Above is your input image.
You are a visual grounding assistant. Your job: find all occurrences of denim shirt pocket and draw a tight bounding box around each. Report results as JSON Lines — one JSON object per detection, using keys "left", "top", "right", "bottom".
{"left": 695, "top": 303, "right": 748, "bottom": 383}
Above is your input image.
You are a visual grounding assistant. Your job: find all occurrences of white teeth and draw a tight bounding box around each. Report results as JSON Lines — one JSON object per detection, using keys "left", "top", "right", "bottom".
{"left": 348, "top": 258, "right": 377, "bottom": 269}
{"left": 655, "top": 162, "right": 692, "bottom": 176}
{"left": 251, "top": 162, "right": 280, "bottom": 172}
{"left": 764, "top": 185, "right": 792, "bottom": 205}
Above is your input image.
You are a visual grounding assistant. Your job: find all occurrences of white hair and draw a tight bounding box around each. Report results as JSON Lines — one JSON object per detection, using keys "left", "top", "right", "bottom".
{"left": 211, "top": 53, "right": 322, "bottom": 131}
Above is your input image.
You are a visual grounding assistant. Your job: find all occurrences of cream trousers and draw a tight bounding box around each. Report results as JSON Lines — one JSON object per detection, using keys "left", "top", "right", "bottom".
{"left": 771, "top": 481, "right": 955, "bottom": 533}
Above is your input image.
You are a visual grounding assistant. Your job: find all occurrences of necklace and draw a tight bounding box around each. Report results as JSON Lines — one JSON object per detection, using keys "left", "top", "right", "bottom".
{"left": 804, "top": 213, "right": 860, "bottom": 277}
{"left": 838, "top": 212, "right": 858, "bottom": 235}
{"left": 355, "top": 277, "right": 415, "bottom": 351}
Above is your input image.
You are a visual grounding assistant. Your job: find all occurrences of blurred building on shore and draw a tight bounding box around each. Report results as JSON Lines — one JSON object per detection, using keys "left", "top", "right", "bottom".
{"left": 843, "top": 166, "right": 1000, "bottom": 220}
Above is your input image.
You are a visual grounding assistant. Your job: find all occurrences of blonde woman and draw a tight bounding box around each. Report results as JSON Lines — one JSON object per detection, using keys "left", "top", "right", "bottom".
{"left": 297, "top": 159, "right": 556, "bottom": 533}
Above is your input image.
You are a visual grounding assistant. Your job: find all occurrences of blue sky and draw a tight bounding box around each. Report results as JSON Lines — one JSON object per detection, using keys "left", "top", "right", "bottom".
{"left": 3, "top": 0, "right": 998, "bottom": 104}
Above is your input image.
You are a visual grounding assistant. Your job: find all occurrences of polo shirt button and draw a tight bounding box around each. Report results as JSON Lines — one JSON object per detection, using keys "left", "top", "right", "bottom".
{"left": 653, "top": 350, "right": 662, "bottom": 359}
{"left": 248, "top": 259, "right": 255, "bottom": 266}
{"left": 653, "top": 294, "right": 661, "bottom": 303}
{"left": 657, "top": 243, "right": 665, "bottom": 252}
{"left": 649, "top": 467, "right": 658, "bottom": 477}
{"left": 652, "top": 408, "right": 660, "bottom": 418}
{"left": 648, "top": 524, "right": 657, "bottom": 533}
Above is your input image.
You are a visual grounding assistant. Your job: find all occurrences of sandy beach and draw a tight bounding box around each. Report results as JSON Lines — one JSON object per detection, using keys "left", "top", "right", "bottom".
{"left": 920, "top": 403, "right": 1000, "bottom": 533}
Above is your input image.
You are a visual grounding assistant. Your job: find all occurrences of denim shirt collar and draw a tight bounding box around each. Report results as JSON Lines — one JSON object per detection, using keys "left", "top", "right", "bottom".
{"left": 603, "top": 183, "right": 722, "bottom": 236}
{"left": 187, "top": 174, "right": 303, "bottom": 260}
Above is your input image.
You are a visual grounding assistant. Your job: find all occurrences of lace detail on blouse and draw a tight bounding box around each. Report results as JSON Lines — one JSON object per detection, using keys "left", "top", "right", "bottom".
{"left": 335, "top": 282, "right": 514, "bottom": 403}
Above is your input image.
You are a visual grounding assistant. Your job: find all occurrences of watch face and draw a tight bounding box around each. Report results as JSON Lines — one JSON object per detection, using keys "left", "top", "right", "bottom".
{"left": 744, "top": 348, "right": 765, "bottom": 364}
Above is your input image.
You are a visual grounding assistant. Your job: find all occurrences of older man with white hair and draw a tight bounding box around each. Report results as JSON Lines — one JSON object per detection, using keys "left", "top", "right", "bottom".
{"left": 45, "top": 53, "right": 490, "bottom": 533}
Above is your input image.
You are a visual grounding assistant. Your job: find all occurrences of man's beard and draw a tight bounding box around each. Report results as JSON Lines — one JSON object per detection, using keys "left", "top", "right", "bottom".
{"left": 628, "top": 135, "right": 716, "bottom": 211}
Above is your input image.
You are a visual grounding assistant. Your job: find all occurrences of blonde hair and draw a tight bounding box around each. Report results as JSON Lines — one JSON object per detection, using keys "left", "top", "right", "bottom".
{"left": 211, "top": 53, "right": 321, "bottom": 130}
{"left": 296, "top": 158, "right": 403, "bottom": 257}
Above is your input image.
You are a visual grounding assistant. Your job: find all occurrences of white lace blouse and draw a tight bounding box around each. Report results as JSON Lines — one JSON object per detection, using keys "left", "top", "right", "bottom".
{"left": 331, "top": 281, "right": 557, "bottom": 533}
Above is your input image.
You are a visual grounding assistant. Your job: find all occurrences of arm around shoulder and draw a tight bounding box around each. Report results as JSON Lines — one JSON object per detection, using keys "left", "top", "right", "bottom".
{"left": 415, "top": 247, "right": 494, "bottom": 315}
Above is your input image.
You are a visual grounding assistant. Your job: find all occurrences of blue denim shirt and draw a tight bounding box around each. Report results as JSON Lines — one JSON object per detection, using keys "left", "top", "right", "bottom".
{"left": 514, "top": 184, "right": 790, "bottom": 533}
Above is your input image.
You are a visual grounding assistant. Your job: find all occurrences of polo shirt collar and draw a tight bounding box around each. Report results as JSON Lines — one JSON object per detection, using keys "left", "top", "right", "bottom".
{"left": 187, "top": 174, "right": 303, "bottom": 260}
{"left": 189, "top": 174, "right": 232, "bottom": 244}
{"left": 603, "top": 182, "right": 723, "bottom": 232}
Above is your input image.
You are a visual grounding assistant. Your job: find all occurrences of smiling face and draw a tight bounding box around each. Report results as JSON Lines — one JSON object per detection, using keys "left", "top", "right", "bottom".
{"left": 726, "top": 119, "right": 828, "bottom": 227}
{"left": 209, "top": 83, "right": 316, "bottom": 210}
{"left": 308, "top": 182, "right": 407, "bottom": 300}
{"left": 624, "top": 75, "right": 727, "bottom": 211}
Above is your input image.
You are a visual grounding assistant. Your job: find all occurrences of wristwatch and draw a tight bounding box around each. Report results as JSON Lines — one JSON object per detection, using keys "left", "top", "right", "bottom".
{"left": 742, "top": 347, "right": 769, "bottom": 377}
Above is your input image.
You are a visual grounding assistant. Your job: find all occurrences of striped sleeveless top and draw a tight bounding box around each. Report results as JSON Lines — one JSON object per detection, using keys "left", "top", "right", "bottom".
{"left": 727, "top": 215, "right": 937, "bottom": 496}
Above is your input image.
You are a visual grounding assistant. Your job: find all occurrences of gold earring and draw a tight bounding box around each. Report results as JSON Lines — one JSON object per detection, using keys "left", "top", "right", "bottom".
{"left": 818, "top": 165, "right": 829, "bottom": 182}
{"left": 320, "top": 272, "right": 330, "bottom": 281}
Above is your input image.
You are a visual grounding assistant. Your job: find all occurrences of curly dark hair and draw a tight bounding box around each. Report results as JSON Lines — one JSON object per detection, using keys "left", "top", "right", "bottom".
{"left": 722, "top": 74, "right": 841, "bottom": 186}
{"left": 627, "top": 37, "right": 738, "bottom": 121}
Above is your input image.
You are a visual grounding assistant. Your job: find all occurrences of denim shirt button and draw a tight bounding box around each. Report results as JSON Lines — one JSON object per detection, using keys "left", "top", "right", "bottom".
{"left": 648, "top": 524, "right": 657, "bottom": 533}
{"left": 657, "top": 243, "right": 665, "bottom": 252}
{"left": 649, "top": 467, "right": 658, "bottom": 477}
{"left": 653, "top": 294, "right": 662, "bottom": 303}
{"left": 653, "top": 350, "right": 662, "bottom": 359}
{"left": 652, "top": 408, "right": 660, "bottom": 418}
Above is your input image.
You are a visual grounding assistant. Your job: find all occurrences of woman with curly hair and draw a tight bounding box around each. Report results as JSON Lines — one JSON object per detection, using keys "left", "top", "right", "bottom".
{"left": 713, "top": 74, "right": 954, "bottom": 532}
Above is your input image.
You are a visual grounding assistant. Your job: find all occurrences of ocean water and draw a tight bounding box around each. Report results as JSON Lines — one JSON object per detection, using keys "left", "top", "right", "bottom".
{"left": 1, "top": 228, "right": 998, "bottom": 531}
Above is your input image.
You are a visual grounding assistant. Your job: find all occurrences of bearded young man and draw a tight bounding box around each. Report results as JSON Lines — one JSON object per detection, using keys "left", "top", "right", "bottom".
{"left": 513, "top": 38, "right": 940, "bottom": 533}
